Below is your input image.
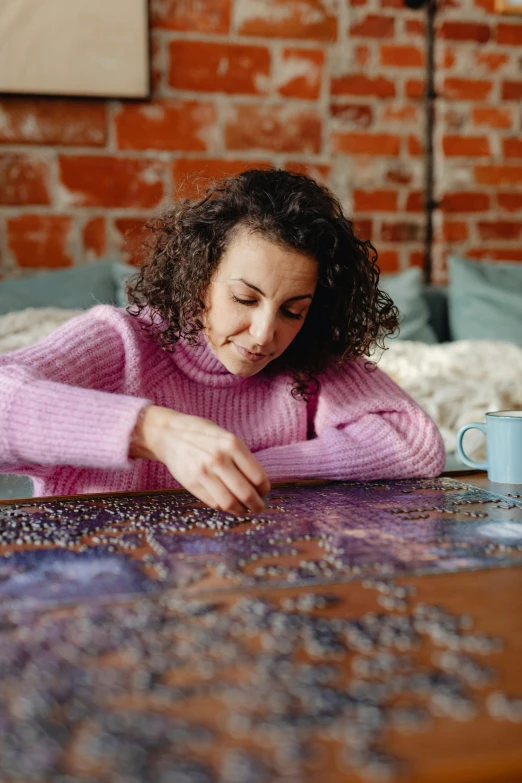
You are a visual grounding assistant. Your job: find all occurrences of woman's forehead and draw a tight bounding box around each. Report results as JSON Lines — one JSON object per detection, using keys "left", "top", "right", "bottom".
{"left": 220, "top": 229, "right": 318, "bottom": 285}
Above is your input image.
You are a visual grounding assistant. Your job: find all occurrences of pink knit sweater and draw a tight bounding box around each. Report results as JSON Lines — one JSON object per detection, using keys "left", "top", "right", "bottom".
{"left": 0, "top": 305, "right": 445, "bottom": 497}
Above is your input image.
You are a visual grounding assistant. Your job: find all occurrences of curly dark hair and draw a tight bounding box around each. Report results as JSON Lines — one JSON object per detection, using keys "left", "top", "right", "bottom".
{"left": 127, "top": 168, "right": 399, "bottom": 400}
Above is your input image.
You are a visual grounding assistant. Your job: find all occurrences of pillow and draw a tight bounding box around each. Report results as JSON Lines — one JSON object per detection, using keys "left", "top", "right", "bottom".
{"left": 111, "top": 260, "right": 138, "bottom": 308}
{"left": 0, "top": 259, "right": 116, "bottom": 314}
{"left": 380, "top": 267, "right": 438, "bottom": 343}
{"left": 448, "top": 255, "right": 522, "bottom": 348}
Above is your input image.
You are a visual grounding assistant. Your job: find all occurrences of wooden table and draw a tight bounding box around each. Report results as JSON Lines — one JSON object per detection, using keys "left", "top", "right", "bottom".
{"left": 1, "top": 471, "right": 521, "bottom": 783}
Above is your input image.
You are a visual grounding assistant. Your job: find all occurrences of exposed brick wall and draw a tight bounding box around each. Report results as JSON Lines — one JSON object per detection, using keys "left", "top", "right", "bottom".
{"left": 0, "top": 0, "right": 520, "bottom": 280}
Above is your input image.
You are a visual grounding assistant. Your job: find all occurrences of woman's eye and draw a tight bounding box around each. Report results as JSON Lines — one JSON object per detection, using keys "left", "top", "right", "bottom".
{"left": 231, "top": 295, "right": 255, "bottom": 306}
{"left": 231, "top": 294, "right": 304, "bottom": 321}
{"left": 283, "top": 310, "right": 304, "bottom": 321}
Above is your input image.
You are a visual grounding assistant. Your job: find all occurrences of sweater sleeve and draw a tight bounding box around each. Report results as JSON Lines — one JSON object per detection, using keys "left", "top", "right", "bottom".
{"left": 0, "top": 306, "right": 151, "bottom": 472}
{"left": 254, "top": 358, "right": 446, "bottom": 482}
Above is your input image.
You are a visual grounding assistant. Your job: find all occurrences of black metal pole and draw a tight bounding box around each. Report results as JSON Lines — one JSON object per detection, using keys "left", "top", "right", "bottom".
{"left": 424, "top": 0, "right": 437, "bottom": 284}
{"left": 403, "top": 0, "right": 437, "bottom": 283}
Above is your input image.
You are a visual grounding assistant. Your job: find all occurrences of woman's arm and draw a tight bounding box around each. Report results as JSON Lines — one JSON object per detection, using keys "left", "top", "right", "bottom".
{"left": 253, "top": 359, "right": 446, "bottom": 482}
{"left": 0, "top": 306, "right": 150, "bottom": 472}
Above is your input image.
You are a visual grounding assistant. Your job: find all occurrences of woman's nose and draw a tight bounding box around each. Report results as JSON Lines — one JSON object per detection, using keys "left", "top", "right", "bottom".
{"left": 250, "top": 310, "right": 276, "bottom": 346}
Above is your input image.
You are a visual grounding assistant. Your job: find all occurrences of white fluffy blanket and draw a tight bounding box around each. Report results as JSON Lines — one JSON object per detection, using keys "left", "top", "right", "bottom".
{"left": 0, "top": 307, "right": 82, "bottom": 353}
{"left": 1, "top": 308, "right": 521, "bottom": 459}
{"left": 377, "top": 339, "right": 522, "bottom": 458}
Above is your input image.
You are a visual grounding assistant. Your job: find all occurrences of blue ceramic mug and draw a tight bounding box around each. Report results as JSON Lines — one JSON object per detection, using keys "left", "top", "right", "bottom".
{"left": 456, "top": 410, "right": 522, "bottom": 483}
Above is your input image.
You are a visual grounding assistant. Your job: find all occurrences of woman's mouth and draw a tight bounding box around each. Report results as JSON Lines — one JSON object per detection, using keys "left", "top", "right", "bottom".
{"left": 233, "top": 344, "right": 268, "bottom": 363}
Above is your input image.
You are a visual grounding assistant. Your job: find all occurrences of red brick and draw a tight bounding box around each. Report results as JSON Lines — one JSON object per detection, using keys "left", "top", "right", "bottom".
{"left": 405, "top": 19, "right": 424, "bottom": 36}
{"left": 477, "top": 221, "right": 522, "bottom": 240}
{"left": 382, "top": 104, "right": 418, "bottom": 122}
{"left": 354, "top": 45, "right": 371, "bottom": 66}
{"left": 439, "top": 0, "right": 463, "bottom": 9}
{"left": 284, "top": 161, "right": 331, "bottom": 184}
{"left": 224, "top": 105, "right": 322, "bottom": 153}
{"left": 471, "top": 107, "right": 513, "bottom": 129}
{"left": 474, "top": 0, "right": 495, "bottom": 12}
{"left": 114, "top": 218, "right": 151, "bottom": 267}
{"left": 59, "top": 156, "right": 164, "bottom": 208}
{"left": 115, "top": 101, "right": 217, "bottom": 152}
{"left": 441, "top": 48, "right": 456, "bottom": 69}
{"left": 405, "top": 79, "right": 425, "bottom": 99}
{"left": 385, "top": 164, "right": 412, "bottom": 185}
{"left": 498, "top": 192, "right": 522, "bottom": 212}
{"left": 376, "top": 250, "right": 399, "bottom": 272}
{"left": 381, "top": 221, "right": 422, "bottom": 242}
{"left": 277, "top": 48, "right": 324, "bottom": 100}
{"left": 330, "top": 103, "right": 373, "bottom": 127}
{"left": 443, "top": 78, "right": 492, "bottom": 100}
{"left": 380, "top": 45, "right": 424, "bottom": 67}
{"left": 442, "top": 192, "right": 490, "bottom": 211}
{"left": 354, "top": 190, "right": 398, "bottom": 212}
{"left": 333, "top": 132, "right": 400, "bottom": 156}
{"left": 151, "top": 0, "right": 230, "bottom": 32}
{"left": 502, "top": 82, "right": 522, "bottom": 100}
{"left": 172, "top": 158, "right": 270, "bottom": 198}
{"left": 380, "top": 0, "right": 403, "bottom": 8}
{"left": 442, "top": 221, "right": 469, "bottom": 241}
{"left": 406, "top": 191, "right": 424, "bottom": 212}
{"left": 439, "top": 21, "right": 490, "bottom": 42}
{"left": 466, "top": 248, "right": 522, "bottom": 261}
{"left": 349, "top": 14, "right": 395, "bottom": 37}
{"left": 503, "top": 138, "right": 522, "bottom": 158}
{"left": 0, "top": 153, "right": 50, "bottom": 205}
{"left": 168, "top": 40, "right": 270, "bottom": 95}
{"left": 352, "top": 219, "right": 373, "bottom": 240}
{"left": 474, "top": 52, "right": 509, "bottom": 72}
{"left": 237, "top": 0, "right": 337, "bottom": 41}
{"left": 442, "top": 135, "right": 490, "bottom": 156}
{"left": 83, "top": 217, "right": 106, "bottom": 258}
{"left": 331, "top": 73, "right": 396, "bottom": 98}
{"left": 497, "top": 23, "right": 522, "bottom": 45}
{"left": 474, "top": 165, "right": 522, "bottom": 186}
{"left": 7, "top": 215, "right": 73, "bottom": 268}
{"left": 0, "top": 99, "right": 107, "bottom": 146}
{"left": 408, "top": 136, "right": 423, "bottom": 156}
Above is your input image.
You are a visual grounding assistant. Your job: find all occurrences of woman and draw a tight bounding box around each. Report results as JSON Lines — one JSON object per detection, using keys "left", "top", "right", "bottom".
{"left": 0, "top": 169, "right": 445, "bottom": 513}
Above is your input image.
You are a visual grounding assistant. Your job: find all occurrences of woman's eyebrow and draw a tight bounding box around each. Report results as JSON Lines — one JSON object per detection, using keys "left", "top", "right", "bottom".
{"left": 230, "top": 278, "right": 313, "bottom": 302}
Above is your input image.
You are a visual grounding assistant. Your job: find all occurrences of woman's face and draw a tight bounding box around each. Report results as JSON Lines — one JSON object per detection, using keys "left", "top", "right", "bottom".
{"left": 203, "top": 227, "right": 319, "bottom": 376}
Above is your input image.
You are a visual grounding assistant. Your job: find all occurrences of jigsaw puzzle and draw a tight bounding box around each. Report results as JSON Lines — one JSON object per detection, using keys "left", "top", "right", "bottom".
{"left": 1, "top": 477, "right": 522, "bottom": 782}
{"left": 0, "top": 477, "right": 521, "bottom": 611}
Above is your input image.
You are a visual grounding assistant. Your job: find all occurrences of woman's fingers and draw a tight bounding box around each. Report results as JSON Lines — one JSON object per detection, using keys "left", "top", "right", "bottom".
{"left": 229, "top": 440, "right": 271, "bottom": 499}
{"left": 212, "top": 457, "right": 266, "bottom": 514}
{"left": 197, "top": 471, "right": 248, "bottom": 517}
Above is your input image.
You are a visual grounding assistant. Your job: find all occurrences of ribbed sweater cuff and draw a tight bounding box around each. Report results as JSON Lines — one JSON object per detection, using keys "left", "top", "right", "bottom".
{"left": 8, "top": 380, "right": 151, "bottom": 470}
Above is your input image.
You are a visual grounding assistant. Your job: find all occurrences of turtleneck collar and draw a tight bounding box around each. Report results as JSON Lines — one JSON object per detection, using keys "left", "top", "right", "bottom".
{"left": 172, "top": 332, "right": 251, "bottom": 388}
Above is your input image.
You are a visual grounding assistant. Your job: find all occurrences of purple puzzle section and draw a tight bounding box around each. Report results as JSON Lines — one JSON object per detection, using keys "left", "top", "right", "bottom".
{"left": 0, "top": 478, "right": 521, "bottom": 610}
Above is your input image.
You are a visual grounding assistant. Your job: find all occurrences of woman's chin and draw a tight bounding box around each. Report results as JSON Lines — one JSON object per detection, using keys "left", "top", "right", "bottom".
{"left": 224, "top": 358, "right": 264, "bottom": 377}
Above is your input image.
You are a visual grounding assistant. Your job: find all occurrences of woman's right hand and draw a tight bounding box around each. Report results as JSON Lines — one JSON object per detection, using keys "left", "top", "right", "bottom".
{"left": 129, "top": 406, "right": 271, "bottom": 516}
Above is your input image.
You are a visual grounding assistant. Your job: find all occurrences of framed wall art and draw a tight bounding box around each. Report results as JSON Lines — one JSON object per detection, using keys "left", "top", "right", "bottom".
{"left": 0, "top": 0, "right": 150, "bottom": 99}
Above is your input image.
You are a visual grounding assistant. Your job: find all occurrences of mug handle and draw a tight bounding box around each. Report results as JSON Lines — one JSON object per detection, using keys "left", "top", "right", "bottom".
{"left": 456, "top": 423, "right": 488, "bottom": 470}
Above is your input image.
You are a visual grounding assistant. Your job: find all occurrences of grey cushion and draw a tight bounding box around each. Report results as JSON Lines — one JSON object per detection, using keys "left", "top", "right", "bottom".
{"left": 0, "top": 259, "right": 117, "bottom": 314}
{"left": 381, "top": 267, "right": 438, "bottom": 344}
{"left": 448, "top": 255, "right": 522, "bottom": 348}
{"left": 112, "top": 260, "right": 138, "bottom": 308}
